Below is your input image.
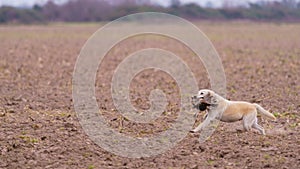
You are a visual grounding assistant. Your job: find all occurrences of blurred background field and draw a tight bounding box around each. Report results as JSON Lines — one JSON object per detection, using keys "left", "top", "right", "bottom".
{"left": 1, "top": 0, "right": 300, "bottom": 24}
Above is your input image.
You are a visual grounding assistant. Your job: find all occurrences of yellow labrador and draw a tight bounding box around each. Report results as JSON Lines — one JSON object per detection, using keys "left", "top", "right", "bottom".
{"left": 191, "top": 89, "right": 276, "bottom": 135}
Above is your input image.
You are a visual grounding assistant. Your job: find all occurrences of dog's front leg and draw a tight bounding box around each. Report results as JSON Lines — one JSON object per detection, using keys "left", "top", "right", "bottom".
{"left": 190, "top": 116, "right": 212, "bottom": 133}
{"left": 193, "top": 111, "right": 199, "bottom": 118}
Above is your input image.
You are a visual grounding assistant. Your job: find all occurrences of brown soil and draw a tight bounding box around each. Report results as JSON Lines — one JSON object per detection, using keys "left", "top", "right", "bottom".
{"left": 0, "top": 22, "right": 299, "bottom": 169}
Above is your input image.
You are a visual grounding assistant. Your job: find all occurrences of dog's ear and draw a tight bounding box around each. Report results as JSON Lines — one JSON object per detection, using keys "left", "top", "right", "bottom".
{"left": 208, "top": 91, "right": 218, "bottom": 104}
{"left": 204, "top": 92, "right": 212, "bottom": 103}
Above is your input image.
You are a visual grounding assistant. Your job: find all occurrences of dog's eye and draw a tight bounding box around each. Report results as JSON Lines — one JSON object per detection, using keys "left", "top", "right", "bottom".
{"left": 200, "top": 92, "right": 204, "bottom": 95}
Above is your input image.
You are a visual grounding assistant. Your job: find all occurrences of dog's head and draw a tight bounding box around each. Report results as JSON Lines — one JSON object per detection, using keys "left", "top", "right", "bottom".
{"left": 196, "top": 89, "right": 216, "bottom": 105}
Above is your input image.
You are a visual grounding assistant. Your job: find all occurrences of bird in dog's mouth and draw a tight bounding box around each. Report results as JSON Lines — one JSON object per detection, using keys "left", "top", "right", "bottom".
{"left": 191, "top": 96, "right": 211, "bottom": 111}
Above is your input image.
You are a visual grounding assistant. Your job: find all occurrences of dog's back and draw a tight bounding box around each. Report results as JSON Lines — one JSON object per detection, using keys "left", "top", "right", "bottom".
{"left": 220, "top": 101, "right": 255, "bottom": 122}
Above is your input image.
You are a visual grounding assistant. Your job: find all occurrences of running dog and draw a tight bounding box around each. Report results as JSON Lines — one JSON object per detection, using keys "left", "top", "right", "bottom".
{"left": 191, "top": 89, "right": 276, "bottom": 135}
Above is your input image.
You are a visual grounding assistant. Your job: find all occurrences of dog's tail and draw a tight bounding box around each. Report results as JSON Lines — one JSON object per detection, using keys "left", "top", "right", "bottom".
{"left": 254, "top": 103, "right": 276, "bottom": 120}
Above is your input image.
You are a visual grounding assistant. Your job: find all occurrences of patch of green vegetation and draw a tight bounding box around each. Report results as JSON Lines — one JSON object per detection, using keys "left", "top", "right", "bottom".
{"left": 59, "top": 127, "right": 66, "bottom": 131}
{"left": 229, "top": 87, "right": 237, "bottom": 94}
{"left": 273, "top": 112, "right": 282, "bottom": 118}
{"left": 264, "top": 154, "right": 271, "bottom": 160}
{"left": 274, "top": 155, "right": 286, "bottom": 163}
{"left": 83, "top": 152, "right": 92, "bottom": 158}
{"left": 289, "top": 123, "right": 298, "bottom": 128}
{"left": 283, "top": 112, "right": 297, "bottom": 119}
{"left": 87, "top": 165, "right": 95, "bottom": 169}
{"left": 274, "top": 112, "right": 298, "bottom": 120}
{"left": 207, "top": 159, "right": 214, "bottom": 165}
{"left": 31, "top": 124, "right": 41, "bottom": 130}
{"left": 21, "top": 130, "right": 27, "bottom": 135}
{"left": 162, "top": 111, "right": 172, "bottom": 115}
{"left": 57, "top": 112, "right": 71, "bottom": 117}
{"left": 287, "top": 106, "right": 293, "bottom": 112}
{"left": 139, "top": 130, "right": 153, "bottom": 135}
{"left": 19, "top": 135, "right": 39, "bottom": 144}
{"left": 263, "top": 141, "right": 271, "bottom": 147}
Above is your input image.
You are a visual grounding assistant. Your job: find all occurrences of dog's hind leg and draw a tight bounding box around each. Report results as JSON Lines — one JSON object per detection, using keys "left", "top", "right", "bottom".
{"left": 242, "top": 112, "right": 256, "bottom": 132}
{"left": 252, "top": 117, "right": 266, "bottom": 135}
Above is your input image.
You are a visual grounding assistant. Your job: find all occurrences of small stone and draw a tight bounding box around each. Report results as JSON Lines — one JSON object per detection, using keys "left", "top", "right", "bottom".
{"left": 13, "top": 95, "right": 22, "bottom": 101}
{"left": 190, "top": 164, "right": 198, "bottom": 169}
{"left": 263, "top": 164, "right": 271, "bottom": 168}
{"left": 41, "top": 136, "right": 47, "bottom": 140}
{"left": 8, "top": 109, "right": 15, "bottom": 113}
{"left": 261, "top": 147, "right": 278, "bottom": 152}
